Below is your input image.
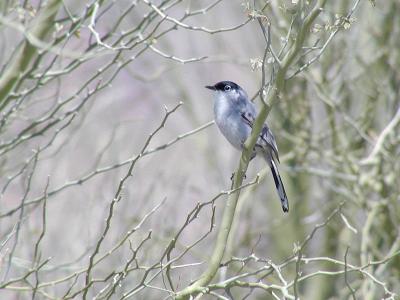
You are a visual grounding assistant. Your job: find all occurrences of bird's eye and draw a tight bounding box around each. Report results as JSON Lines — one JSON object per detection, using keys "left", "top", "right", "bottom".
{"left": 224, "top": 85, "right": 231, "bottom": 91}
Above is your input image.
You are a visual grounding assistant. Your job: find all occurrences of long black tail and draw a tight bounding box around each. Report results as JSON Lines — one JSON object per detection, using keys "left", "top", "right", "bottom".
{"left": 269, "top": 159, "right": 289, "bottom": 213}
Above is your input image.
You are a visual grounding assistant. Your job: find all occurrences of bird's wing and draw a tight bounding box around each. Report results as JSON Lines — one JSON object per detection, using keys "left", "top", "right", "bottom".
{"left": 240, "top": 111, "right": 254, "bottom": 128}
{"left": 259, "top": 124, "right": 280, "bottom": 163}
{"left": 239, "top": 101, "right": 280, "bottom": 162}
{"left": 239, "top": 99, "right": 257, "bottom": 128}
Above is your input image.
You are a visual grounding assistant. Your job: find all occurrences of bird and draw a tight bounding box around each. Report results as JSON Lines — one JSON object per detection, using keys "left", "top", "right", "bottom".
{"left": 205, "top": 81, "right": 289, "bottom": 213}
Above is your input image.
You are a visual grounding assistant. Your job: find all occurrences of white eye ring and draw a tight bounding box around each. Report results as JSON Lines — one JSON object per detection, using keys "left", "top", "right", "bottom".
{"left": 224, "top": 85, "right": 231, "bottom": 91}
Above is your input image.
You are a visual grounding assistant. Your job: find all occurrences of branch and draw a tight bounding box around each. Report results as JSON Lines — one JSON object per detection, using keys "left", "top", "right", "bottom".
{"left": 360, "top": 106, "right": 400, "bottom": 165}
{"left": 142, "top": 0, "right": 251, "bottom": 34}
{"left": 175, "top": 1, "right": 328, "bottom": 298}
{"left": 0, "top": 0, "right": 62, "bottom": 108}
{"left": 82, "top": 102, "right": 182, "bottom": 299}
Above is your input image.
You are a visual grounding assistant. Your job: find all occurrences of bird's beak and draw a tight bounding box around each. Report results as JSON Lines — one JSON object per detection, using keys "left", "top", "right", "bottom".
{"left": 205, "top": 85, "right": 216, "bottom": 91}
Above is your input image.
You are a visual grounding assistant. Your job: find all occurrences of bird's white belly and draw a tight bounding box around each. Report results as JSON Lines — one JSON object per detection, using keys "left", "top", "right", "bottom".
{"left": 215, "top": 113, "right": 250, "bottom": 150}
{"left": 213, "top": 93, "right": 252, "bottom": 150}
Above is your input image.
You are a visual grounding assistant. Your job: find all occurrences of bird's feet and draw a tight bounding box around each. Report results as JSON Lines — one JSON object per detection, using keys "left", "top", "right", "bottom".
{"left": 230, "top": 172, "right": 247, "bottom": 181}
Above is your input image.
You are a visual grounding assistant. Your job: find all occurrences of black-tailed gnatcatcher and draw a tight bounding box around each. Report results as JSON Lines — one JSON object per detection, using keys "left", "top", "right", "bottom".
{"left": 205, "top": 81, "right": 289, "bottom": 213}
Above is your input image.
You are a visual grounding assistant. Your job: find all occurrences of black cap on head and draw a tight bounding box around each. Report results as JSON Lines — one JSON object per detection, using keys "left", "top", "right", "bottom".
{"left": 205, "top": 81, "right": 240, "bottom": 91}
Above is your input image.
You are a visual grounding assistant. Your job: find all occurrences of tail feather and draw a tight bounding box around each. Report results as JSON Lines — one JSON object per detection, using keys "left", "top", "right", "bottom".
{"left": 269, "top": 159, "right": 289, "bottom": 213}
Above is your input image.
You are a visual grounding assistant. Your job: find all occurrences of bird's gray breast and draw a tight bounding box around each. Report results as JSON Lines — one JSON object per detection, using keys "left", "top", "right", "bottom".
{"left": 213, "top": 93, "right": 251, "bottom": 150}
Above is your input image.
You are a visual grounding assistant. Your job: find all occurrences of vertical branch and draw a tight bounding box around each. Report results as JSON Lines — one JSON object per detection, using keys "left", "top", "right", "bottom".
{"left": 175, "top": 1, "right": 328, "bottom": 299}
{"left": 31, "top": 177, "right": 50, "bottom": 300}
{"left": 2, "top": 150, "right": 39, "bottom": 282}
{"left": 344, "top": 246, "right": 357, "bottom": 300}
{"left": 0, "top": 0, "right": 62, "bottom": 108}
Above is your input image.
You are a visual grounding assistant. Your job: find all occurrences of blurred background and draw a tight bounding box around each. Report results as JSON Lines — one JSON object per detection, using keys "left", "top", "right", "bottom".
{"left": 0, "top": 0, "right": 399, "bottom": 299}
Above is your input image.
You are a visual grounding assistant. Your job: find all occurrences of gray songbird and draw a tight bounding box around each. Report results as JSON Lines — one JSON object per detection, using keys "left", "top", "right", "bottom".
{"left": 205, "top": 81, "right": 289, "bottom": 213}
